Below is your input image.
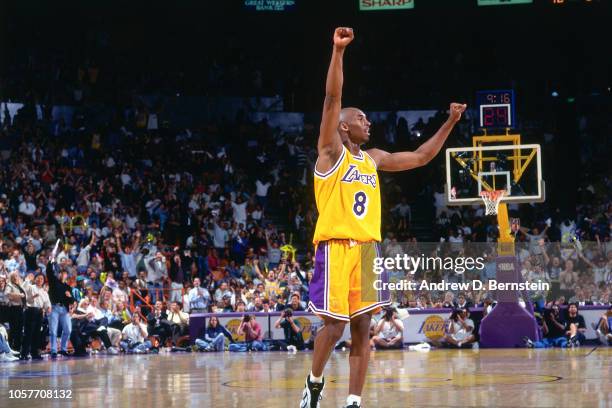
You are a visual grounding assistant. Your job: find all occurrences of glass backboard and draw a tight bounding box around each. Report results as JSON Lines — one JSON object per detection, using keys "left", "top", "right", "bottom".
{"left": 445, "top": 144, "right": 544, "bottom": 205}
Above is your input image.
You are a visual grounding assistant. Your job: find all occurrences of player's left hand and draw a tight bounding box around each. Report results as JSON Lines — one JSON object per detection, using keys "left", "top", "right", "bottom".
{"left": 449, "top": 103, "right": 467, "bottom": 123}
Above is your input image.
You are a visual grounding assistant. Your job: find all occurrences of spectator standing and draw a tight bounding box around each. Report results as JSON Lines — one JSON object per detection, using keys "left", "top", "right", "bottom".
{"left": 116, "top": 231, "right": 139, "bottom": 279}
{"left": 20, "top": 273, "right": 50, "bottom": 360}
{"left": 147, "top": 251, "right": 167, "bottom": 304}
{"left": 255, "top": 178, "right": 271, "bottom": 208}
{"left": 231, "top": 197, "right": 248, "bottom": 227}
{"left": 0, "top": 274, "right": 10, "bottom": 327}
{"left": 188, "top": 278, "right": 211, "bottom": 312}
{"left": 169, "top": 250, "right": 185, "bottom": 303}
{"left": 5, "top": 271, "right": 26, "bottom": 351}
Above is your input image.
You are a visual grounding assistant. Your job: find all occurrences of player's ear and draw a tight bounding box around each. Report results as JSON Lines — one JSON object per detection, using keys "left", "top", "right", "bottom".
{"left": 339, "top": 121, "right": 349, "bottom": 132}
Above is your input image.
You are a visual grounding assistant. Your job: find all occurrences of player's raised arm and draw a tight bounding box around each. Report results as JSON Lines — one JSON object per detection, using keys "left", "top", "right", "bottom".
{"left": 316, "top": 27, "right": 354, "bottom": 173}
{"left": 367, "top": 103, "right": 467, "bottom": 172}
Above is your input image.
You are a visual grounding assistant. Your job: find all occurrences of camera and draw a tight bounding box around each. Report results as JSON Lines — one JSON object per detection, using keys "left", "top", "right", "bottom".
{"left": 283, "top": 308, "right": 293, "bottom": 318}
{"left": 450, "top": 309, "right": 462, "bottom": 321}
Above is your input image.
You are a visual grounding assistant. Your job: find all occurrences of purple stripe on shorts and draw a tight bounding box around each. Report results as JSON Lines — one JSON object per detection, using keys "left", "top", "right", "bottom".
{"left": 309, "top": 242, "right": 327, "bottom": 311}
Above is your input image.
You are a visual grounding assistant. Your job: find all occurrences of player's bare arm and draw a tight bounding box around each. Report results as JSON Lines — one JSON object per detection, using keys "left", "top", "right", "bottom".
{"left": 316, "top": 27, "right": 354, "bottom": 173}
{"left": 367, "top": 103, "right": 467, "bottom": 172}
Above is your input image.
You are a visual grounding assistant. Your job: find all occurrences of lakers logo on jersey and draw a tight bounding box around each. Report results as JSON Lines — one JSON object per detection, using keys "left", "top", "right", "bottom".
{"left": 313, "top": 146, "right": 381, "bottom": 244}
{"left": 340, "top": 165, "right": 377, "bottom": 188}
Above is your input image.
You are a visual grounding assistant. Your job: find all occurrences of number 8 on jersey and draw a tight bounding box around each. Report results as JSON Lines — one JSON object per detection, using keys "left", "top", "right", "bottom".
{"left": 313, "top": 146, "right": 381, "bottom": 244}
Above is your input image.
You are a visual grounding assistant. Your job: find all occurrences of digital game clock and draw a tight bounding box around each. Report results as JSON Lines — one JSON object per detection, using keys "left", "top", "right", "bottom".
{"left": 475, "top": 89, "right": 515, "bottom": 129}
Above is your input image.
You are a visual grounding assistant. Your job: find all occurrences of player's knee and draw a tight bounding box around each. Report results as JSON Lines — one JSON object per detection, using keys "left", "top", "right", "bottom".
{"left": 326, "top": 320, "right": 346, "bottom": 341}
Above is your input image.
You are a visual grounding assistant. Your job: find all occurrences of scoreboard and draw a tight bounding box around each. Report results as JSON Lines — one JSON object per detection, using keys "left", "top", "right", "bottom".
{"left": 476, "top": 90, "right": 515, "bottom": 129}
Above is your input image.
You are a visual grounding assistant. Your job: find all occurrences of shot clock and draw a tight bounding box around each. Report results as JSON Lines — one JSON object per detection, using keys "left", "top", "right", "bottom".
{"left": 475, "top": 89, "right": 515, "bottom": 129}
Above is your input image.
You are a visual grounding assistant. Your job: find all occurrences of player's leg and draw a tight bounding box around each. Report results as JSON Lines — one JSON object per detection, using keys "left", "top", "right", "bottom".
{"left": 344, "top": 242, "right": 391, "bottom": 407}
{"left": 302, "top": 316, "right": 346, "bottom": 408}
{"left": 303, "top": 241, "right": 350, "bottom": 408}
{"left": 312, "top": 316, "right": 347, "bottom": 377}
{"left": 347, "top": 312, "right": 372, "bottom": 406}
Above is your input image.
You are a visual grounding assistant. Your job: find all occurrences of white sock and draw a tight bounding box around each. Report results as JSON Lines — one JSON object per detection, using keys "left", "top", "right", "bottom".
{"left": 347, "top": 394, "right": 361, "bottom": 406}
{"left": 310, "top": 371, "right": 323, "bottom": 383}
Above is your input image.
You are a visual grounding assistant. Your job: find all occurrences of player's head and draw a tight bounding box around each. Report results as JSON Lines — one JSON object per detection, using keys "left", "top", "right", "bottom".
{"left": 339, "top": 107, "right": 370, "bottom": 145}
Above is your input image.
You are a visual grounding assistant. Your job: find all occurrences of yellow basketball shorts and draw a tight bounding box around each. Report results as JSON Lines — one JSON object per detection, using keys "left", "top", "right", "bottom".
{"left": 308, "top": 240, "right": 391, "bottom": 321}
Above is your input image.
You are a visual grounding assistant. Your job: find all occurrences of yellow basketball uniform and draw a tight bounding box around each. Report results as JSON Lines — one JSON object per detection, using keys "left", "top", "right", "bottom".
{"left": 313, "top": 146, "right": 381, "bottom": 244}
{"left": 309, "top": 146, "right": 391, "bottom": 320}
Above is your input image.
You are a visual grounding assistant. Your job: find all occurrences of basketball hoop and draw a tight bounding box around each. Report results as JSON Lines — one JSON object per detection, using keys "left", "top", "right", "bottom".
{"left": 480, "top": 190, "right": 506, "bottom": 215}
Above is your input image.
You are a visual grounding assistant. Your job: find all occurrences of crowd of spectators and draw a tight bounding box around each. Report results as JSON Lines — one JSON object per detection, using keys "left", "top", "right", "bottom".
{"left": 0, "top": 90, "right": 610, "bottom": 359}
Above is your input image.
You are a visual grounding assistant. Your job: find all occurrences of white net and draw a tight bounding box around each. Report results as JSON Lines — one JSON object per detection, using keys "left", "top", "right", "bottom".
{"left": 480, "top": 190, "right": 506, "bottom": 215}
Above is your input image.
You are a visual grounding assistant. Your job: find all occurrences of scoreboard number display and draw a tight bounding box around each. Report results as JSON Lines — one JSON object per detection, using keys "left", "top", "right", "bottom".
{"left": 476, "top": 89, "right": 515, "bottom": 129}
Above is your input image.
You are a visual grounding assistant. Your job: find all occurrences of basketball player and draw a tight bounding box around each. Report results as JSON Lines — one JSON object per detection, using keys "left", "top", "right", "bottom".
{"left": 301, "top": 27, "right": 466, "bottom": 408}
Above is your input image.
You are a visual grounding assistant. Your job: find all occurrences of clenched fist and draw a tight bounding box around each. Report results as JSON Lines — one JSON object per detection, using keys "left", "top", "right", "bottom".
{"left": 449, "top": 103, "right": 467, "bottom": 123}
{"left": 333, "top": 27, "right": 354, "bottom": 49}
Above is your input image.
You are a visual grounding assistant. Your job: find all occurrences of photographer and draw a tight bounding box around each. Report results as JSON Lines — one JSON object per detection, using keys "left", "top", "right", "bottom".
{"left": 525, "top": 303, "right": 568, "bottom": 348}
{"left": 274, "top": 307, "right": 304, "bottom": 351}
{"left": 444, "top": 307, "right": 476, "bottom": 348}
{"left": 371, "top": 307, "right": 404, "bottom": 350}
{"left": 235, "top": 314, "right": 265, "bottom": 351}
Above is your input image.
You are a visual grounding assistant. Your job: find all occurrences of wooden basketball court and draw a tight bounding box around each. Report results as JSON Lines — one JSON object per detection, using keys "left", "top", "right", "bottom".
{"left": 2, "top": 347, "right": 610, "bottom": 407}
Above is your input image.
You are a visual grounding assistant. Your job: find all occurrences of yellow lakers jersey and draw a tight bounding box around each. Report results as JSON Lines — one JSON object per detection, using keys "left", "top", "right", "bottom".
{"left": 313, "top": 146, "right": 381, "bottom": 244}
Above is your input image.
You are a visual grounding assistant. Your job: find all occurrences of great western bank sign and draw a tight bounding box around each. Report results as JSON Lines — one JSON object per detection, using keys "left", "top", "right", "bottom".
{"left": 359, "top": 0, "right": 414, "bottom": 11}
